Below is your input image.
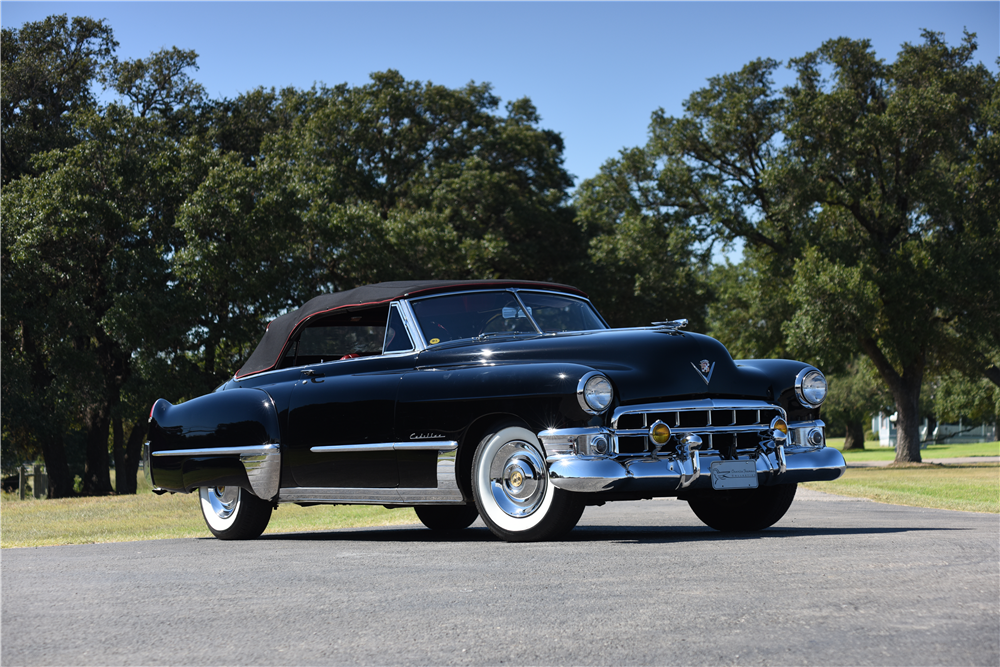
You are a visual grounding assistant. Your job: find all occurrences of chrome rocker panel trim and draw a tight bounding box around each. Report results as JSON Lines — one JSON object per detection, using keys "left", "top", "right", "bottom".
{"left": 153, "top": 444, "right": 282, "bottom": 500}
{"left": 284, "top": 441, "right": 463, "bottom": 505}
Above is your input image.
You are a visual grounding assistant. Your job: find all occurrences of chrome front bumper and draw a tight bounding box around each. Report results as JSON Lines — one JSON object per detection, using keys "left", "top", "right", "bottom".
{"left": 538, "top": 425, "right": 846, "bottom": 494}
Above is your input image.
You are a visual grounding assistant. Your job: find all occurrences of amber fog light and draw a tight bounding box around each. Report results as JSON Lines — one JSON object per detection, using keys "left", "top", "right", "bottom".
{"left": 770, "top": 417, "right": 788, "bottom": 442}
{"left": 649, "top": 420, "right": 672, "bottom": 445}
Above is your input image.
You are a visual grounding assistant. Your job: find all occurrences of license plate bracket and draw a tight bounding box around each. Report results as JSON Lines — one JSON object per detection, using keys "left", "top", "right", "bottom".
{"left": 710, "top": 460, "right": 759, "bottom": 490}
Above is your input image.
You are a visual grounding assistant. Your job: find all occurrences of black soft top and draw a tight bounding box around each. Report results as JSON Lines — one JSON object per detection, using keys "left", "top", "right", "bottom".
{"left": 235, "top": 280, "right": 588, "bottom": 378}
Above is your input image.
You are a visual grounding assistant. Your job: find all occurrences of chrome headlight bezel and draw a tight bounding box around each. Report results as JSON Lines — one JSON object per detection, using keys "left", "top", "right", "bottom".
{"left": 794, "top": 368, "right": 828, "bottom": 408}
{"left": 577, "top": 371, "right": 613, "bottom": 415}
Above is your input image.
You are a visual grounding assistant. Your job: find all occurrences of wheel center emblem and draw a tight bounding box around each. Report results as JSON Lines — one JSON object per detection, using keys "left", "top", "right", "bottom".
{"left": 510, "top": 470, "right": 524, "bottom": 487}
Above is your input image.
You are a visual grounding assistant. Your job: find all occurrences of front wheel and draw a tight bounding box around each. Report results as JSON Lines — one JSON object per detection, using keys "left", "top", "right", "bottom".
{"left": 687, "top": 483, "right": 797, "bottom": 532}
{"left": 199, "top": 486, "right": 273, "bottom": 540}
{"left": 472, "top": 425, "right": 584, "bottom": 542}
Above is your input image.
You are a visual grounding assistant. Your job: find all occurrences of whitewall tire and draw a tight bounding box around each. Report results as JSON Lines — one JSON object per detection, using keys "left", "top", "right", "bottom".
{"left": 472, "top": 425, "right": 584, "bottom": 542}
{"left": 199, "top": 486, "right": 273, "bottom": 540}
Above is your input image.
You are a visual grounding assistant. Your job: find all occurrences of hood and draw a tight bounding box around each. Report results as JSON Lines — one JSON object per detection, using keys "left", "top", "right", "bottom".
{"left": 415, "top": 328, "right": 775, "bottom": 405}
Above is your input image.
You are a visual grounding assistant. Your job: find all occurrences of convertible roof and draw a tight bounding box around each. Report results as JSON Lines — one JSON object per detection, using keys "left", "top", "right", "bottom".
{"left": 235, "top": 280, "right": 588, "bottom": 378}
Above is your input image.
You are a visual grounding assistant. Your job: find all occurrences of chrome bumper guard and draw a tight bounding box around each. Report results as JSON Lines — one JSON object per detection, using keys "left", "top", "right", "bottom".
{"left": 538, "top": 422, "right": 845, "bottom": 494}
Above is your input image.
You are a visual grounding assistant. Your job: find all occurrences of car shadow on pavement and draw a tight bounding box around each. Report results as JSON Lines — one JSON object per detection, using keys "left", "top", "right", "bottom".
{"left": 248, "top": 523, "right": 961, "bottom": 544}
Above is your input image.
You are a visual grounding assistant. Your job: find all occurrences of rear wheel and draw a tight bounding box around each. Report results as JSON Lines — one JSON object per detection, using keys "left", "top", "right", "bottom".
{"left": 415, "top": 504, "right": 480, "bottom": 531}
{"left": 199, "top": 486, "right": 273, "bottom": 540}
{"left": 472, "top": 425, "right": 584, "bottom": 542}
{"left": 687, "top": 483, "right": 797, "bottom": 532}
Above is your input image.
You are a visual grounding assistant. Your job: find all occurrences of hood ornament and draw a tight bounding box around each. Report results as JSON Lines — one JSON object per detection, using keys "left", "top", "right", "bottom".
{"left": 691, "top": 359, "right": 716, "bottom": 385}
{"left": 652, "top": 318, "right": 688, "bottom": 331}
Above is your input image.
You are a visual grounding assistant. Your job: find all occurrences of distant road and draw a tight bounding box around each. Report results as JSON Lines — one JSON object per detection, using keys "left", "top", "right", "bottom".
{"left": 2, "top": 488, "right": 998, "bottom": 666}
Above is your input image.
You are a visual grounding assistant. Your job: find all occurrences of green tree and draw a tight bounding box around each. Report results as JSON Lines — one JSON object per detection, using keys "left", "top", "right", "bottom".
{"left": 822, "top": 358, "right": 891, "bottom": 450}
{"left": 267, "top": 71, "right": 584, "bottom": 291}
{"left": 1, "top": 106, "right": 201, "bottom": 495}
{"left": 572, "top": 146, "right": 712, "bottom": 328}
{"left": 609, "top": 31, "right": 998, "bottom": 462}
{"left": 1, "top": 14, "right": 117, "bottom": 185}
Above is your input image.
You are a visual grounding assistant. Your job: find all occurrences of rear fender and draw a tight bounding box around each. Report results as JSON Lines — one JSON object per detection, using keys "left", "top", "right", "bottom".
{"left": 146, "top": 388, "right": 281, "bottom": 500}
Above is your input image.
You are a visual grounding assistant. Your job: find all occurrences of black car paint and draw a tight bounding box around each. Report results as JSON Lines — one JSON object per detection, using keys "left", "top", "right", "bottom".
{"left": 147, "top": 326, "right": 819, "bottom": 497}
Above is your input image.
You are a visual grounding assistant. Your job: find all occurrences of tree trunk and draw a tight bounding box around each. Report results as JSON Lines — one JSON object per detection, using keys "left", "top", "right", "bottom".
{"left": 842, "top": 419, "right": 866, "bottom": 450}
{"left": 39, "top": 434, "right": 75, "bottom": 498}
{"left": 860, "top": 337, "right": 923, "bottom": 464}
{"left": 81, "top": 408, "right": 113, "bottom": 495}
{"left": 112, "top": 415, "right": 125, "bottom": 494}
{"left": 119, "top": 420, "right": 146, "bottom": 495}
{"left": 892, "top": 380, "right": 923, "bottom": 464}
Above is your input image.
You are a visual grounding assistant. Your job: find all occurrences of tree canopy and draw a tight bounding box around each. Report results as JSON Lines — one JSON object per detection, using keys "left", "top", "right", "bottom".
{"left": 2, "top": 15, "right": 996, "bottom": 495}
{"left": 576, "top": 30, "right": 999, "bottom": 462}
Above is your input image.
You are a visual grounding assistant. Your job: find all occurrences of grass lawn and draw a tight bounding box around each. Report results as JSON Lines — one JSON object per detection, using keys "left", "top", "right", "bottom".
{"left": 1, "top": 472, "right": 418, "bottom": 549}
{"left": 805, "top": 463, "right": 999, "bottom": 514}
{"left": 825, "top": 438, "right": 1000, "bottom": 461}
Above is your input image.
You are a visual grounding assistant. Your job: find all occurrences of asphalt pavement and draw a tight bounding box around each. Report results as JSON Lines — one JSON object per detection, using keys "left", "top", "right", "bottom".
{"left": 2, "top": 488, "right": 998, "bottom": 666}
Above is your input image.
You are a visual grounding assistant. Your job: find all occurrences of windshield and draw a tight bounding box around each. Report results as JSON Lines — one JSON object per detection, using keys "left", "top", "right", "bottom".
{"left": 409, "top": 290, "right": 607, "bottom": 346}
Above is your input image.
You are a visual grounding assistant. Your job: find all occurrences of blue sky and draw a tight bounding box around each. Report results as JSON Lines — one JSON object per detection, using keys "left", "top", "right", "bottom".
{"left": 3, "top": 2, "right": 998, "bottom": 187}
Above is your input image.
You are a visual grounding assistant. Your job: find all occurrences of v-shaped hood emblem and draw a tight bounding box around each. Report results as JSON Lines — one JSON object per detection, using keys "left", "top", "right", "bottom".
{"left": 691, "top": 359, "right": 716, "bottom": 385}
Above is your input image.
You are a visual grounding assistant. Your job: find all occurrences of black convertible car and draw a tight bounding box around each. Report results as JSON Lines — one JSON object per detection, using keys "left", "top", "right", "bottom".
{"left": 145, "top": 280, "right": 845, "bottom": 541}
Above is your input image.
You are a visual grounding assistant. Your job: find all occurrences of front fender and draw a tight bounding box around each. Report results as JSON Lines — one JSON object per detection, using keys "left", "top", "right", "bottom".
{"left": 147, "top": 388, "right": 281, "bottom": 499}
{"left": 393, "top": 362, "right": 605, "bottom": 447}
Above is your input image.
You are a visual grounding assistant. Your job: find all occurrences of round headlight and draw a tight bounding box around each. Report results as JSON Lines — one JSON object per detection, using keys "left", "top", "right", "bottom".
{"left": 578, "top": 372, "right": 613, "bottom": 414}
{"left": 795, "top": 369, "right": 828, "bottom": 407}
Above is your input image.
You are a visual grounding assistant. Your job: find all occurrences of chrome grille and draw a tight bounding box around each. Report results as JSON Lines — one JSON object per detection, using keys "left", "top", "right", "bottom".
{"left": 611, "top": 400, "right": 785, "bottom": 456}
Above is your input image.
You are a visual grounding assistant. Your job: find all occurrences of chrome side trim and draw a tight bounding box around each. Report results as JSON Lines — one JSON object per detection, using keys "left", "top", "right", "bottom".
{"left": 309, "top": 444, "right": 396, "bottom": 453}
{"left": 309, "top": 441, "right": 458, "bottom": 453}
{"left": 393, "top": 441, "right": 459, "bottom": 451}
{"left": 151, "top": 444, "right": 281, "bottom": 501}
{"left": 153, "top": 445, "right": 277, "bottom": 457}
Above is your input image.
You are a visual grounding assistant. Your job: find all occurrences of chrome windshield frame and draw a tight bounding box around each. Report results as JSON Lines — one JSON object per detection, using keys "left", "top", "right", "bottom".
{"left": 402, "top": 288, "right": 608, "bottom": 353}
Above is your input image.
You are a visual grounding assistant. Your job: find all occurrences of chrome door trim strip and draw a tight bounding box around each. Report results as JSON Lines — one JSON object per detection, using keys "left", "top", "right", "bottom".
{"left": 309, "top": 441, "right": 458, "bottom": 453}
{"left": 309, "top": 443, "right": 396, "bottom": 453}
{"left": 393, "top": 441, "right": 459, "bottom": 451}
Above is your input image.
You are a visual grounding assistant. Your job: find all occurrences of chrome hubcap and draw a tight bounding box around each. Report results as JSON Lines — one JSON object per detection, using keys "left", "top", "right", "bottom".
{"left": 205, "top": 486, "right": 239, "bottom": 520}
{"left": 489, "top": 441, "right": 546, "bottom": 518}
